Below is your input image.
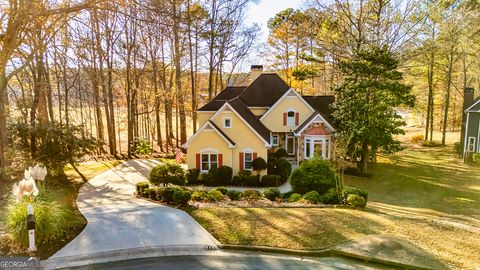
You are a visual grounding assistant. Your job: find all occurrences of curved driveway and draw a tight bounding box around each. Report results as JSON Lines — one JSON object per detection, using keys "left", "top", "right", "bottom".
{"left": 43, "top": 160, "right": 219, "bottom": 269}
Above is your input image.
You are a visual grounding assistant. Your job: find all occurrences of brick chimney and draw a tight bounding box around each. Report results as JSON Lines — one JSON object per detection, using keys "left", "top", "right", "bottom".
{"left": 461, "top": 87, "right": 474, "bottom": 156}
{"left": 249, "top": 65, "right": 263, "bottom": 84}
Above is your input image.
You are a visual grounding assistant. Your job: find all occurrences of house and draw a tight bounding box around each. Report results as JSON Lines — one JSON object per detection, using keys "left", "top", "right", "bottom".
{"left": 182, "top": 65, "right": 335, "bottom": 175}
{"left": 462, "top": 87, "right": 480, "bottom": 159}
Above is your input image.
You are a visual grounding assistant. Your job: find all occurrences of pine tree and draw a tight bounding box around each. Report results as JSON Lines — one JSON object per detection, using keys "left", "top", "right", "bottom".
{"left": 332, "top": 45, "right": 415, "bottom": 173}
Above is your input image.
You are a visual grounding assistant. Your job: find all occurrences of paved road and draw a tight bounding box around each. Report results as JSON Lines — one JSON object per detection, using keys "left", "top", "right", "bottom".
{"left": 43, "top": 160, "right": 219, "bottom": 269}
{"left": 66, "top": 253, "right": 394, "bottom": 270}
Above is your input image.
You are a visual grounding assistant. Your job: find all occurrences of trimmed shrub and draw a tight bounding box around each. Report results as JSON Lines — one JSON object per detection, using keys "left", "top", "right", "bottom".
{"left": 217, "top": 166, "right": 233, "bottom": 184}
{"left": 303, "top": 191, "right": 321, "bottom": 204}
{"left": 252, "top": 157, "right": 268, "bottom": 175}
{"left": 272, "top": 158, "right": 292, "bottom": 182}
{"left": 247, "top": 175, "right": 260, "bottom": 186}
{"left": 243, "top": 189, "right": 262, "bottom": 200}
{"left": 186, "top": 169, "right": 200, "bottom": 185}
{"left": 347, "top": 194, "right": 367, "bottom": 208}
{"left": 191, "top": 190, "right": 209, "bottom": 202}
{"left": 260, "top": 174, "right": 281, "bottom": 187}
{"left": 421, "top": 140, "right": 443, "bottom": 147}
{"left": 232, "top": 175, "right": 243, "bottom": 186}
{"left": 158, "top": 187, "right": 183, "bottom": 203}
{"left": 473, "top": 153, "right": 480, "bottom": 165}
{"left": 410, "top": 134, "right": 424, "bottom": 144}
{"left": 290, "top": 158, "right": 336, "bottom": 194}
{"left": 319, "top": 188, "right": 340, "bottom": 204}
{"left": 136, "top": 181, "right": 149, "bottom": 195}
{"left": 342, "top": 186, "right": 368, "bottom": 201}
{"left": 226, "top": 190, "right": 242, "bottom": 201}
{"left": 282, "top": 191, "right": 294, "bottom": 199}
{"left": 238, "top": 170, "right": 251, "bottom": 181}
{"left": 145, "top": 187, "right": 157, "bottom": 200}
{"left": 263, "top": 187, "right": 281, "bottom": 201}
{"left": 150, "top": 163, "right": 186, "bottom": 186}
{"left": 214, "top": 187, "right": 228, "bottom": 195}
{"left": 275, "top": 148, "right": 287, "bottom": 158}
{"left": 288, "top": 193, "right": 302, "bottom": 202}
{"left": 207, "top": 189, "right": 224, "bottom": 202}
{"left": 172, "top": 189, "right": 192, "bottom": 205}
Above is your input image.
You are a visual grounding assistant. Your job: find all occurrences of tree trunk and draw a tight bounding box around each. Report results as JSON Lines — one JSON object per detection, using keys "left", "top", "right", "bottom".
{"left": 442, "top": 48, "right": 454, "bottom": 145}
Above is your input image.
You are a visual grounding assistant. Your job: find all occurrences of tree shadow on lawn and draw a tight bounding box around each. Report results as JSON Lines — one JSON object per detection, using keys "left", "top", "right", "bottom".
{"left": 346, "top": 150, "right": 480, "bottom": 218}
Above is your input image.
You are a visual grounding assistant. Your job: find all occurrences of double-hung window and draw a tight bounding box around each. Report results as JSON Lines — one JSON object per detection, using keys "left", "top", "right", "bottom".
{"left": 468, "top": 137, "right": 476, "bottom": 152}
{"left": 271, "top": 135, "right": 279, "bottom": 146}
{"left": 286, "top": 111, "right": 295, "bottom": 127}
{"left": 201, "top": 153, "right": 218, "bottom": 172}
{"left": 244, "top": 152, "right": 253, "bottom": 170}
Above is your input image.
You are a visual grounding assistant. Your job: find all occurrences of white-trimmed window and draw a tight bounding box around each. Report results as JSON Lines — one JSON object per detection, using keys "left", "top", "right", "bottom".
{"left": 201, "top": 153, "right": 218, "bottom": 172}
{"left": 244, "top": 152, "right": 253, "bottom": 170}
{"left": 223, "top": 117, "right": 232, "bottom": 128}
{"left": 468, "top": 137, "right": 476, "bottom": 152}
{"left": 286, "top": 110, "right": 295, "bottom": 127}
{"left": 271, "top": 135, "right": 279, "bottom": 146}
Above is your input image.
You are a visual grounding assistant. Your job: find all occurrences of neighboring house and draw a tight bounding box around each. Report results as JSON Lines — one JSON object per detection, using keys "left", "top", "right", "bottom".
{"left": 182, "top": 66, "right": 335, "bottom": 175}
{"left": 463, "top": 88, "right": 480, "bottom": 156}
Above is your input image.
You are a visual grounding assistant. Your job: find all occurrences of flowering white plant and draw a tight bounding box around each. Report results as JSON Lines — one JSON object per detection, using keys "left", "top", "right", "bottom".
{"left": 30, "top": 164, "right": 47, "bottom": 181}
{"left": 12, "top": 177, "right": 39, "bottom": 202}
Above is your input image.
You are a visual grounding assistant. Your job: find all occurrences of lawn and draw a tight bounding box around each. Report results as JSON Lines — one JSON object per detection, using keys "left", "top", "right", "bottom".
{"left": 0, "top": 159, "right": 122, "bottom": 258}
{"left": 188, "top": 144, "right": 480, "bottom": 270}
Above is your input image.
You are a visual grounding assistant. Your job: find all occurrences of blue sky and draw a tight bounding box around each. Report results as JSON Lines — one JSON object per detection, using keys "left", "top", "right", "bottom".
{"left": 242, "top": 0, "right": 303, "bottom": 70}
{"left": 246, "top": 0, "right": 303, "bottom": 41}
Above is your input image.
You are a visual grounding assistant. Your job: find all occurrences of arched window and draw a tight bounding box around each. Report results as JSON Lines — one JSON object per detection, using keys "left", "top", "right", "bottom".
{"left": 287, "top": 110, "right": 295, "bottom": 126}
{"left": 271, "top": 135, "right": 279, "bottom": 146}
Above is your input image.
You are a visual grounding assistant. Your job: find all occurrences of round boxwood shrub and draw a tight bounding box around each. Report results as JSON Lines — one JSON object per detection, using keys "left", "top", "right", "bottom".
{"left": 173, "top": 189, "right": 192, "bottom": 205}
{"left": 347, "top": 194, "right": 367, "bottom": 208}
{"left": 342, "top": 186, "right": 368, "bottom": 201}
{"left": 281, "top": 191, "right": 294, "bottom": 199}
{"left": 207, "top": 189, "right": 224, "bottom": 202}
{"left": 290, "top": 158, "right": 336, "bottom": 194}
{"left": 226, "top": 190, "right": 242, "bottom": 201}
{"left": 146, "top": 187, "right": 157, "bottom": 200}
{"left": 260, "top": 174, "right": 281, "bottom": 187}
{"left": 238, "top": 170, "right": 252, "bottom": 186}
{"left": 263, "top": 187, "right": 281, "bottom": 201}
{"left": 158, "top": 187, "right": 183, "bottom": 203}
{"left": 273, "top": 159, "right": 292, "bottom": 182}
{"left": 232, "top": 175, "right": 243, "bottom": 186}
{"left": 247, "top": 175, "right": 259, "bottom": 186}
{"left": 150, "top": 163, "right": 186, "bottom": 186}
{"left": 303, "top": 191, "right": 321, "bottom": 204}
{"left": 217, "top": 166, "right": 233, "bottom": 185}
{"left": 288, "top": 193, "right": 302, "bottom": 202}
{"left": 275, "top": 148, "right": 287, "bottom": 158}
{"left": 243, "top": 189, "right": 262, "bottom": 200}
{"left": 191, "top": 190, "right": 209, "bottom": 202}
{"left": 186, "top": 168, "right": 200, "bottom": 185}
{"left": 319, "top": 188, "right": 340, "bottom": 204}
{"left": 136, "top": 181, "right": 149, "bottom": 195}
{"left": 252, "top": 157, "right": 267, "bottom": 175}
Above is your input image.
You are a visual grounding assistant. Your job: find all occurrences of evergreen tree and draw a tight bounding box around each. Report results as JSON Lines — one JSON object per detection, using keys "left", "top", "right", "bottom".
{"left": 332, "top": 45, "right": 415, "bottom": 172}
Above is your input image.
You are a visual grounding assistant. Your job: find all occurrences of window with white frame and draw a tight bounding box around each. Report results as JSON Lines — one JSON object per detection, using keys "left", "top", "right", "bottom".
{"left": 201, "top": 153, "right": 218, "bottom": 172}
{"left": 244, "top": 152, "right": 253, "bottom": 170}
{"left": 271, "top": 135, "right": 279, "bottom": 146}
{"left": 468, "top": 137, "right": 476, "bottom": 152}
{"left": 223, "top": 117, "right": 232, "bottom": 128}
{"left": 286, "top": 110, "right": 295, "bottom": 126}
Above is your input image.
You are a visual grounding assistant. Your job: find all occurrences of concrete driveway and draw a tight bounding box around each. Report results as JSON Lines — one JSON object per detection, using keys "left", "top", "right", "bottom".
{"left": 42, "top": 160, "right": 220, "bottom": 269}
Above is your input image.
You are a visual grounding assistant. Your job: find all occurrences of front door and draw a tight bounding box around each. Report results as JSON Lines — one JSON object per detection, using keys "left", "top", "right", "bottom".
{"left": 285, "top": 134, "right": 295, "bottom": 156}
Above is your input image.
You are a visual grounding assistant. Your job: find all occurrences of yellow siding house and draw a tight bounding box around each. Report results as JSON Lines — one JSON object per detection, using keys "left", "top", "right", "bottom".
{"left": 183, "top": 65, "right": 336, "bottom": 176}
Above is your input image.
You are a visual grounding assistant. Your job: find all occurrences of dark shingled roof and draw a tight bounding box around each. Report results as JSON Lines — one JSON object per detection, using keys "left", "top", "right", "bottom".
{"left": 228, "top": 98, "right": 271, "bottom": 143}
{"left": 302, "top": 95, "right": 335, "bottom": 122}
{"left": 239, "top": 74, "right": 290, "bottom": 107}
{"left": 208, "top": 120, "right": 235, "bottom": 146}
{"left": 198, "top": 74, "right": 289, "bottom": 111}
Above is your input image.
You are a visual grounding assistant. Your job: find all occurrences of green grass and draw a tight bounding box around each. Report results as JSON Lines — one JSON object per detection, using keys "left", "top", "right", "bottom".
{"left": 188, "top": 145, "right": 480, "bottom": 270}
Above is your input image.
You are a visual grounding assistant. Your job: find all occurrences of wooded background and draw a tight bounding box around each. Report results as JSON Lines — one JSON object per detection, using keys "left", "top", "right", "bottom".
{"left": 1, "top": 0, "right": 480, "bottom": 176}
